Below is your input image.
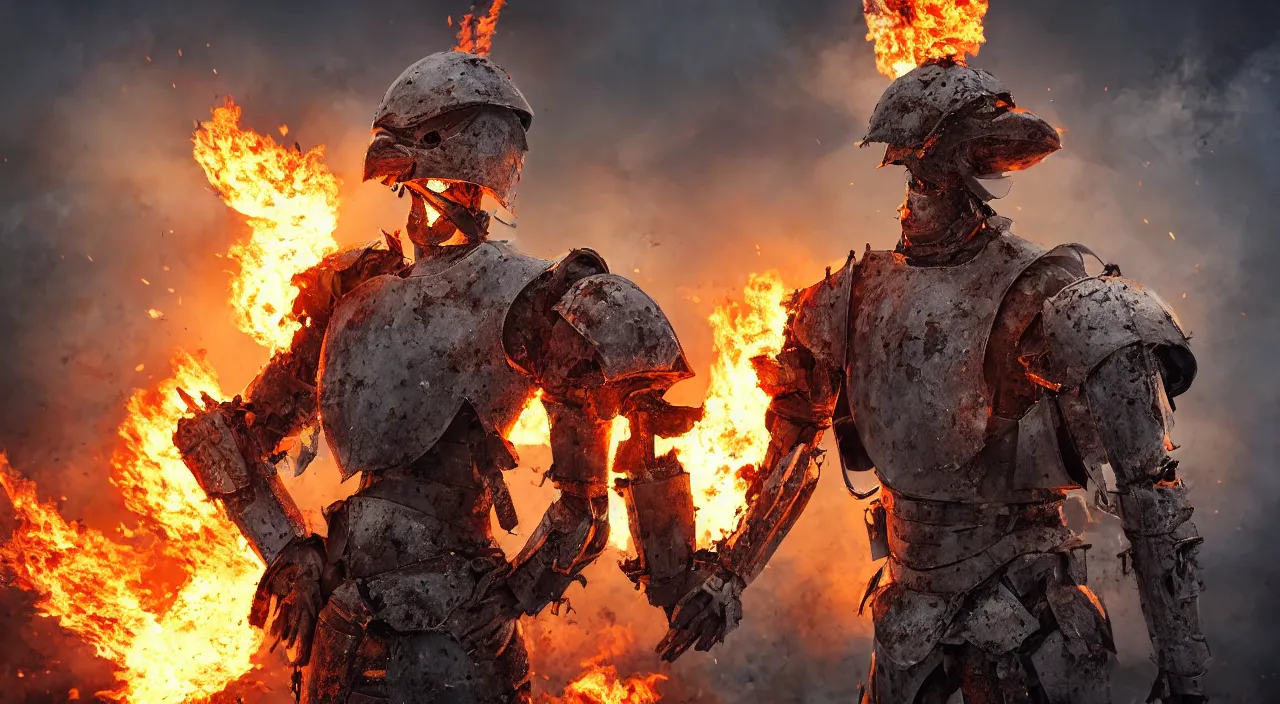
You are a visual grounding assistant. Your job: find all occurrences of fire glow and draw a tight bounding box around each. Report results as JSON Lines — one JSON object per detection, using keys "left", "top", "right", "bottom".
{"left": 863, "top": 0, "right": 990, "bottom": 78}
{"left": 191, "top": 97, "right": 340, "bottom": 352}
{"left": 0, "top": 353, "right": 263, "bottom": 704}
{"left": 0, "top": 96, "right": 790, "bottom": 702}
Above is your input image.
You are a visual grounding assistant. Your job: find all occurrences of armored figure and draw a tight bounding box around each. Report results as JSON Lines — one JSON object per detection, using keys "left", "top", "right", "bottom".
{"left": 660, "top": 60, "right": 1210, "bottom": 703}
{"left": 174, "top": 51, "right": 700, "bottom": 704}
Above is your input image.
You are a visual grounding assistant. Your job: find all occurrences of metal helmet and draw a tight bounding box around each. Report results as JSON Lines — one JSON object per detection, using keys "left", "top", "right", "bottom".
{"left": 363, "top": 52, "right": 534, "bottom": 211}
{"left": 861, "top": 60, "right": 1060, "bottom": 198}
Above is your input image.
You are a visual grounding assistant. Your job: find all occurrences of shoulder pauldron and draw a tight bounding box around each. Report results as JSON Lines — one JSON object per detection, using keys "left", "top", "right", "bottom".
{"left": 1039, "top": 275, "right": 1194, "bottom": 392}
{"left": 553, "top": 274, "right": 693, "bottom": 386}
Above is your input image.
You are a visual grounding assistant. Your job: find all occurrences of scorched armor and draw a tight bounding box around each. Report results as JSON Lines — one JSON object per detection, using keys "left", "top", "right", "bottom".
{"left": 660, "top": 60, "right": 1210, "bottom": 704}
{"left": 175, "top": 50, "right": 700, "bottom": 704}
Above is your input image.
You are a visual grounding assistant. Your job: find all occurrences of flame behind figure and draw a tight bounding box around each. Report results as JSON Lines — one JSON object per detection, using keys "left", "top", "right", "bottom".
{"left": 0, "top": 354, "right": 264, "bottom": 704}
{"left": 511, "top": 273, "right": 790, "bottom": 550}
{"left": 192, "top": 97, "right": 340, "bottom": 352}
{"left": 544, "top": 665, "right": 666, "bottom": 704}
{"left": 863, "top": 0, "right": 990, "bottom": 78}
{"left": 454, "top": 0, "right": 508, "bottom": 55}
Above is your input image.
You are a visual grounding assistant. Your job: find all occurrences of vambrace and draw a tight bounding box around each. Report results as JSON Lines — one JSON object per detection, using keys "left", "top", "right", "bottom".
{"left": 173, "top": 392, "right": 305, "bottom": 565}
{"left": 719, "top": 403, "right": 826, "bottom": 585}
{"left": 1081, "top": 346, "right": 1209, "bottom": 695}
{"left": 614, "top": 392, "right": 701, "bottom": 611}
{"left": 506, "top": 398, "right": 612, "bottom": 615}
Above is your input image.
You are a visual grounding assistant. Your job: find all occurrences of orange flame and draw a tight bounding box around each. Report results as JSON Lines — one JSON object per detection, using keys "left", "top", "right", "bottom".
{"left": 658, "top": 272, "right": 788, "bottom": 545}
{"left": 545, "top": 664, "right": 666, "bottom": 704}
{"left": 454, "top": 0, "right": 507, "bottom": 56}
{"left": 0, "top": 353, "right": 264, "bottom": 703}
{"left": 507, "top": 273, "right": 789, "bottom": 549}
{"left": 863, "top": 0, "right": 990, "bottom": 78}
{"left": 192, "top": 97, "right": 340, "bottom": 352}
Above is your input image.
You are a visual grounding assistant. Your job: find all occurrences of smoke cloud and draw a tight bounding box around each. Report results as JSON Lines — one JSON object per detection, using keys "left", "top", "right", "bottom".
{"left": 2, "top": 0, "right": 1278, "bottom": 701}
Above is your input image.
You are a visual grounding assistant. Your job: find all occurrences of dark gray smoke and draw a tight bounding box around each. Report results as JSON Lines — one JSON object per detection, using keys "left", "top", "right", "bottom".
{"left": 2, "top": 1, "right": 1278, "bottom": 701}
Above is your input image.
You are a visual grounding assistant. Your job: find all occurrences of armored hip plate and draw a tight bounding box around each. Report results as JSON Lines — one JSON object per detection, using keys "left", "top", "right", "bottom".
{"left": 319, "top": 242, "right": 552, "bottom": 478}
{"left": 848, "top": 232, "right": 1046, "bottom": 495}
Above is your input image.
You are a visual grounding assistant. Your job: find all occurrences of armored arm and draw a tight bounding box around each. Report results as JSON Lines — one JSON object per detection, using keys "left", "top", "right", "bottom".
{"left": 506, "top": 268, "right": 698, "bottom": 616}
{"left": 658, "top": 262, "right": 852, "bottom": 661}
{"left": 173, "top": 242, "right": 404, "bottom": 663}
{"left": 1040, "top": 276, "right": 1208, "bottom": 702}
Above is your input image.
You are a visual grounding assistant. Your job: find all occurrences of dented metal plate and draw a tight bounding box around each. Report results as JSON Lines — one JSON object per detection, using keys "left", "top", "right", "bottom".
{"left": 1041, "top": 276, "right": 1193, "bottom": 390}
{"left": 554, "top": 273, "right": 693, "bottom": 384}
{"left": 319, "top": 242, "right": 551, "bottom": 478}
{"left": 789, "top": 258, "right": 855, "bottom": 369}
{"left": 847, "top": 231, "right": 1046, "bottom": 497}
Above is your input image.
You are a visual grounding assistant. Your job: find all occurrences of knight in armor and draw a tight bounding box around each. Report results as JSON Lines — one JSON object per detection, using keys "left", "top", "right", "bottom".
{"left": 657, "top": 59, "right": 1211, "bottom": 703}
{"left": 173, "top": 51, "right": 702, "bottom": 704}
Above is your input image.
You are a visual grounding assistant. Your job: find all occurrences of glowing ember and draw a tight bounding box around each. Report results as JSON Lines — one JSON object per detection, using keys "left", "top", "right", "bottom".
{"left": 192, "top": 97, "right": 340, "bottom": 352}
{"left": 454, "top": 0, "right": 507, "bottom": 56}
{"left": 0, "top": 352, "right": 264, "bottom": 704}
{"left": 658, "top": 272, "right": 788, "bottom": 546}
{"left": 546, "top": 664, "right": 665, "bottom": 704}
{"left": 508, "top": 389, "right": 553, "bottom": 447}
{"left": 863, "top": 0, "right": 990, "bottom": 78}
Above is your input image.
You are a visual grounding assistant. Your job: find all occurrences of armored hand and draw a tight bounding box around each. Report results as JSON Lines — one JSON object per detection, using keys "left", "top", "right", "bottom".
{"left": 251, "top": 536, "right": 327, "bottom": 666}
{"left": 654, "top": 557, "right": 744, "bottom": 662}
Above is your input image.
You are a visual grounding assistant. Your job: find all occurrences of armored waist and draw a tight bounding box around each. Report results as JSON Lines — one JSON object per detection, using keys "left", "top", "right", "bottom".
{"left": 328, "top": 493, "right": 498, "bottom": 579}
{"left": 881, "top": 489, "right": 1070, "bottom": 593}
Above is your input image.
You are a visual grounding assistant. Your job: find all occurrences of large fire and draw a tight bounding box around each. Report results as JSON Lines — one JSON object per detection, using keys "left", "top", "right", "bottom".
{"left": 0, "top": 353, "right": 264, "bottom": 704}
{"left": 192, "top": 96, "right": 340, "bottom": 351}
{"left": 0, "top": 91, "right": 790, "bottom": 702}
{"left": 863, "top": 0, "right": 990, "bottom": 78}
{"left": 658, "top": 273, "right": 788, "bottom": 545}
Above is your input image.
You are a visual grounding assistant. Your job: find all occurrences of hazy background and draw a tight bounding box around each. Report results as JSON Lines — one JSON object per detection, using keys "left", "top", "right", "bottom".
{"left": 1, "top": 1, "right": 1278, "bottom": 702}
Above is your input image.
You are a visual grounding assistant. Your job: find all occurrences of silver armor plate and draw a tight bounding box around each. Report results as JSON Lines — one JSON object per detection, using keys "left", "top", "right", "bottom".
{"left": 847, "top": 231, "right": 1047, "bottom": 497}
{"left": 318, "top": 242, "right": 552, "bottom": 478}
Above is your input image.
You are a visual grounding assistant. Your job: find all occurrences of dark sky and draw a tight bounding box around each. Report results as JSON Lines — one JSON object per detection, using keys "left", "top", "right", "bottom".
{"left": 2, "top": 1, "right": 1279, "bottom": 702}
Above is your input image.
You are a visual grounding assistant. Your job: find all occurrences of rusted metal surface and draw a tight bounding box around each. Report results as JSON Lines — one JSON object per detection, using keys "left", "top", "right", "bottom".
{"left": 788, "top": 256, "right": 855, "bottom": 370}
{"left": 318, "top": 241, "right": 551, "bottom": 478}
{"left": 862, "top": 60, "right": 1010, "bottom": 149}
{"left": 1041, "top": 274, "right": 1195, "bottom": 390}
{"left": 365, "top": 52, "right": 532, "bottom": 212}
{"left": 173, "top": 400, "right": 305, "bottom": 565}
{"left": 554, "top": 273, "right": 694, "bottom": 384}
{"left": 847, "top": 227, "right": 1046, "bottom": 499}
{"left": 374, "top": 52, "right": 533, "bottom": 132}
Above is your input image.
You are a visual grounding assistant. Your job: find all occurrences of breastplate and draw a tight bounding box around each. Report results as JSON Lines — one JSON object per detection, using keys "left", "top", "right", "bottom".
{"left": 318, "top": 241, "right": 552, "bottom": 478}
{"left": 848, "top": 232, "right": 1046, "bottom": 500}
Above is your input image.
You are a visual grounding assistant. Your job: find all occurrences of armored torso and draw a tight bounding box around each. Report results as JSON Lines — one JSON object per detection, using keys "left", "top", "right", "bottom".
{"left": 847, "top": 229, "right": 1047, "bottom": 501}
{"left": 318, "top": 241, "right": 552, "bottom": 479}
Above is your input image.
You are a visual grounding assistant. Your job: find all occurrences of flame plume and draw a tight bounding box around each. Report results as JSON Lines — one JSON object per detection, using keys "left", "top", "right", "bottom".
{"left": 863, "top": 0, "right": 990, "bottom": 78}
{"left": 192, "top": 97, "right": 340, "bottom": 352}
{"left": 454, "top": 0, "right": 507, "bottom": 56}
{"left": 0, "top": 353, "right": 263, "bottom": 704}
{"left": 658, "top": 272, "right": 788, "bottom": 545}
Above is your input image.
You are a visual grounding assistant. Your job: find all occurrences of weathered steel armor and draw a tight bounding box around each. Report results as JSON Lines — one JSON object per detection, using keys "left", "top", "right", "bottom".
{"left": 318, "top": 242, "right": 552, "bottom": 478}
{"left": 660, "top": 59, "right": 1209, "bottom": 704}
{"left": 176, "top": 48, "right": 701, "bottom": 704}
